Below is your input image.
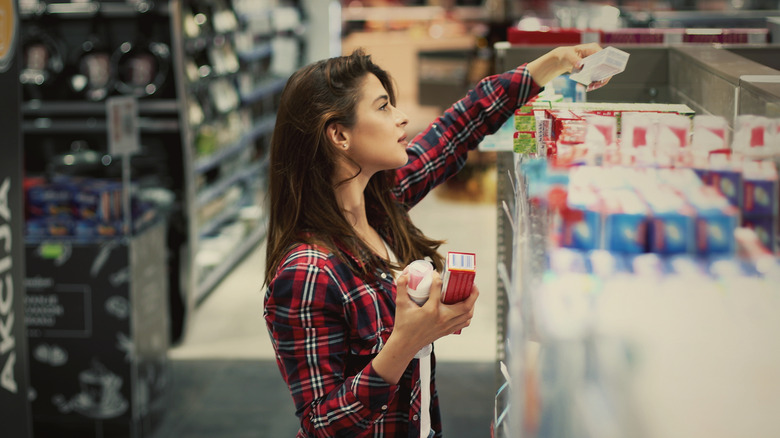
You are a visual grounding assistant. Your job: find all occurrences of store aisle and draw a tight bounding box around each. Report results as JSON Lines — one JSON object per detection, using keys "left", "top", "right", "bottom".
{"left": 154, "top": 187, "right": 498, "bottom": 437}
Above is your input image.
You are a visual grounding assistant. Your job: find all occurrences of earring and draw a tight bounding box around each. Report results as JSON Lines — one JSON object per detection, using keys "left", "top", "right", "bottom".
{"left": 342, "top": 143, "right": 348, "bottom": 149}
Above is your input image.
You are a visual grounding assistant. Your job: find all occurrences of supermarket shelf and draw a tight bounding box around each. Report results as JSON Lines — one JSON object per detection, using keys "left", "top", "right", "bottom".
{"left": 23, "top": 99, "right": 180, "bottom": 116}
{"left": 240, "top": 76, "right": 288, "bottom": 106}
{"left": 198, "top": 201, "right": 243, "bottom": 238}
{"left": 23, "top": 117, "right": 180, "bottom": 133}
{"left": 342, "top": 5, "right": 487, "bottom": 23}
{"left": 195, "top": 160, "right": 263, "bottom": 209}
{"left": 194, "top": 220, "right": 267, "bottom": 305}
{"left": 193, "top": 115, "right": 275, "bottom": 174}
{"left": 21, "top": 1, "right": 168, "bottom": 17}
{"left": 238, "top": 42, "right": 273, "bottom": 63}
{"left": 248, "top": 114, "right": 276, "bottom": 140}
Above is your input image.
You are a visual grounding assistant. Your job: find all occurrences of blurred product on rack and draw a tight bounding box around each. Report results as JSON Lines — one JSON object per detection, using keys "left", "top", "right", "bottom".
{"left": 20, "top": 22, "right": 67, "bottom": 100}
{"left": 68, "top": 10, "right": 115, "bottom": 101}
{"left": 24, "top": 173, "right": 167, "bottom": 239}
{"left": 500, "top": 104, "right": 780, "bottom": 435}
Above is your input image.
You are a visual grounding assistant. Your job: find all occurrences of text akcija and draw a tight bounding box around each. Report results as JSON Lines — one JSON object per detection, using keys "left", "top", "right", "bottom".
{"left": 0, "top": 178, "right": 18, "bottom": 393}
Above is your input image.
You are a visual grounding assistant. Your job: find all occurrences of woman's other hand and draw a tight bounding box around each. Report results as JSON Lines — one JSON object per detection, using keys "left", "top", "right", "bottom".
{"left": 373, "top": 272, "right": 479, "bottom": 385}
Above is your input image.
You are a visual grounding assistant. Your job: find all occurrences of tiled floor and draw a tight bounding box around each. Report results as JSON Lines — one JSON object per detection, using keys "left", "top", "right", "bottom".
{"left": 155, "top": 186, "right": 499, "bottom": 437}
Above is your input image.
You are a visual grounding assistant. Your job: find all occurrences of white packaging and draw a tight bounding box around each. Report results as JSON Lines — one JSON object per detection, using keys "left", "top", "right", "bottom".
{"left": 402, "top": 260, "right": 433, "bottom": 306}
{"left": 569, "top": 46, "right": 630, "bottom": 86}
{"left": 691, "top": 115, "right": 730, "bottom": 152}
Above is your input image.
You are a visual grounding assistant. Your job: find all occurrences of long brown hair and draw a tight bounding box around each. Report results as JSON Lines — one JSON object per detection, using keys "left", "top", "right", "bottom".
{"left": 264, "top": 49, "right": 444, "bottom": 285}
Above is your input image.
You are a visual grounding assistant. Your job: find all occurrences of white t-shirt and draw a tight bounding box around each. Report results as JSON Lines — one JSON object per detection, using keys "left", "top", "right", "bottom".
{"left": 382, "top": 241, "right": 432, "bottom": 438}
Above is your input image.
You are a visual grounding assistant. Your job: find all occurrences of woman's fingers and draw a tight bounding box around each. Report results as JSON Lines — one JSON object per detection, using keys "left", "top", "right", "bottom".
{"left": 425, "top": 272, "right": 443, "bottom": 306}
{"left": 587, "top": 78, "right": 610, "bottom": 92}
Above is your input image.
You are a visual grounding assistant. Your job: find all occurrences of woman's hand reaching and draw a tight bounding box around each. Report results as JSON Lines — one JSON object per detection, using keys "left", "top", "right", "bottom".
{"left": 527, "top": 43, "right": 609, "bottom": 90}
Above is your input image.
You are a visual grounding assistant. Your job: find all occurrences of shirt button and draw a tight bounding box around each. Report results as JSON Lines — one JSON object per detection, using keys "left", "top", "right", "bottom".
{"left": 413, "top": 414, "right": 419, "bottom": 421}
{"left": 381, "top": 272, "right": 387, "bottom": 279}
{"left": 381, "top": 405, "right": 388, "bottom": 411}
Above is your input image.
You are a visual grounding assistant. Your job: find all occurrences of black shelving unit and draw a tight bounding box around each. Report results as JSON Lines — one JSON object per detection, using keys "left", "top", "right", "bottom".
{"left": 18, "top": 1, "right": 189, "bottom": 351}
{"left": 19, "top": 0, "right": 308, "bottom": 347}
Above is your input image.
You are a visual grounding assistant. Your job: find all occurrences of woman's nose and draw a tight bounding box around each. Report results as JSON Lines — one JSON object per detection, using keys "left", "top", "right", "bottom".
{"left": 395, "top": 107, "right": 409, "bottom": 127}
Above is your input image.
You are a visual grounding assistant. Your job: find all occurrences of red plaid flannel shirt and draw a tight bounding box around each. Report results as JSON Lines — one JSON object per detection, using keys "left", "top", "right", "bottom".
{"left": 264, "top": 65, "right": 541, "bottom": 438}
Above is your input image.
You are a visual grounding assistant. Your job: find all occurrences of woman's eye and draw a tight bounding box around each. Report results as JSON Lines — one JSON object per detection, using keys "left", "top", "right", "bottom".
{"left": 379, "top": 103, "right": 388, "bottom": 111}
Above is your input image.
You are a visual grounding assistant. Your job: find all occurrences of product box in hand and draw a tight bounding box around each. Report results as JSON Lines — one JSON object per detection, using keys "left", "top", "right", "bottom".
{"left": 441, "top": 252, "right": 476, "bottom": 305}
{"left": 569, "top": 46, "right": 630, "bottom": 87}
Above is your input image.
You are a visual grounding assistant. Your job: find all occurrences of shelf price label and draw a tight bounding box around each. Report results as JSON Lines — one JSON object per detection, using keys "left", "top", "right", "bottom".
{"left": 107, "top": 96, "right": 140, "bottom": 157}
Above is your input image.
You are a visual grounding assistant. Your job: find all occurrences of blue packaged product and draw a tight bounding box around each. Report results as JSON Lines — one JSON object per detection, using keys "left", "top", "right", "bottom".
{"left": 27, "top": 184, "right": 73, "bottom": 218}
{"left": 742, "top": 214, "right": 777, "bottom": 252}
{"left": 742, "top": 171, "right": 778, "bottom": 217}
{"left": 74, "top": 219, "right": 99, "bottom": 238}
{"left": 600, "top": 189, "right": 648, "bottom": 254}
{"left": 640, "top": 186, "right": 695, "bottom": 255}
{"left": 73, "top": 184, "right": 107, "bottom": 221}
{"left": 709, "top": 168, "right": 743, "bottom": 210}
{"left": 560, "top": 185, "right": 602, "bottom": 250}
{"left": 648, "top": 214, "right": 694, "bottom": 255}
{"left": 74, "top": 179, "right": 118, "bottom": 222}
{"left": 695, "top": 213, "right": 738, "bottom": 255}
{"left": 31, "top": 217, "right": 74, "bottom": 237}
{"left": 26, "top": 218, "right": 50, "bottom": 237}
{"left": 682, "top": 186, "right": 738, "bottom": 255}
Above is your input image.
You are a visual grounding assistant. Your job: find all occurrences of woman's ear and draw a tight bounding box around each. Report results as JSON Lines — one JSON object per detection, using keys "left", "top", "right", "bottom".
{"left": 327, "top": 123, "right": 350, "bottom": 150}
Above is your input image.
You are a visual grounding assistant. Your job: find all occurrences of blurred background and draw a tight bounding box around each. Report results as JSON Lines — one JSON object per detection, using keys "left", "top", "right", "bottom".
{"left": 3, "top": 0, "right": 780, "bottom": 437}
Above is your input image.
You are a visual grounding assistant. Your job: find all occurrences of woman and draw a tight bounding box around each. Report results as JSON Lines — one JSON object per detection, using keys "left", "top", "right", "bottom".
{"left": 264, "top": 43, "right": 604, "bottom": 438}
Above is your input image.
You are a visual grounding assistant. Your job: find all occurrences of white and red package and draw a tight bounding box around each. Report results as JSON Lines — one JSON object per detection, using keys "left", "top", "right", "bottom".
{"left": 441, "top": 251, "right": 476, "bottom": 305}
{"left": 402, "top": 260, "right": 434, "bottom": 306}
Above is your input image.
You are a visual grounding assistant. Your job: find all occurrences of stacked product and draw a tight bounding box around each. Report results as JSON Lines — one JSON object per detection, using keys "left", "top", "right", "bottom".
{"left": 500, "top": 111, "right": 780, "bottom": 438}
{"left": 507, "top": 27, "right": 769, "bottom": 46}
{"left": 24, "top": 176, "right": 159, "bottom": 239}
{"left": 515, "top": 105, "right": 780, "bottom": 253}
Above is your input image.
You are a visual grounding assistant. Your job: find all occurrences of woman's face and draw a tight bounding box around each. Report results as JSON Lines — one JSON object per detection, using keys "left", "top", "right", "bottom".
{"left": 343, "top": 73, "right": 410, "bottom": 174}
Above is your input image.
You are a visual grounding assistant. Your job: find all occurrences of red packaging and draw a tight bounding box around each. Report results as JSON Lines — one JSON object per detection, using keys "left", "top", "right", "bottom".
{"left": 507, "top": 27, "right": 589, "bottom": 45}
{"left": 441, "top": 251, "right": 476, "bottom": 305}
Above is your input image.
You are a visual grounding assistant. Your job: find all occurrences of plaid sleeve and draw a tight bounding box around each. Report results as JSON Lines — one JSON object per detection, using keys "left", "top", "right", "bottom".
{"left": 393, "top": 64, "right": 541, "bottom": 208}
{"left": 264, "top": 252, "right": 398, "bottom": 437}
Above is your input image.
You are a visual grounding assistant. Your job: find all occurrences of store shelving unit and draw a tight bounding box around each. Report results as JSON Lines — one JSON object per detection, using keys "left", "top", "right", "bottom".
{"left": 19, "top": 0, "right": 308, "bottom": 342}
{"left": 170, "top": 0, "right": 305, "bottom": 306}
{"left": 19, "top": 0, "right": 189, "bottom": 343}
{"left": 492, "top": 43, "right": 780, "bottom": 438}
